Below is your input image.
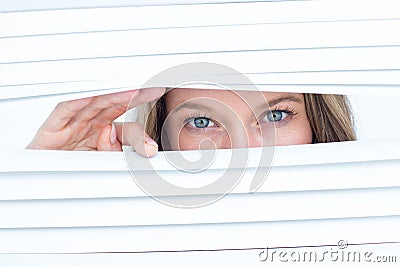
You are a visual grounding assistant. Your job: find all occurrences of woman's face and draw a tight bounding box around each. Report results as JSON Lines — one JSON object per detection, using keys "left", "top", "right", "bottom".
{"left": 162, "top": 89, "right": 313, "bottom": 150}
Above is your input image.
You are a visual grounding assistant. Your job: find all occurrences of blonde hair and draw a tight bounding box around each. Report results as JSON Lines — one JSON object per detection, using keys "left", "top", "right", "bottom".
{"left": 136, "top": 93, "right": 356, "bottom": 150}
{"left": 304, "top": 94, "right": 356, "bottom": 143}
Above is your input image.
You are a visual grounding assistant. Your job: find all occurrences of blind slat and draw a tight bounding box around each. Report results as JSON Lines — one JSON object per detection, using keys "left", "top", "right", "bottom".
{"left": 2, "top": 0, "right": 399, "bottom": 36}
{"left": 0, "top": 187, "right": 399, "bottom": 229}
{"left": 0, "top": 0, "right": 305, "bottom": 13}
{"left": 1, "top": 46, "right": 400, "bottom": 99}
{"left": 1, "top": 158, "right": 399, "bottom": 200}
{"left": 3, "top": 20, "right": 400, "bottom": 64}
{"left": 2, "top": 140, "right": 399, "bottom": 172}
{"left": 0, "top": 216, "right": 399, "bottom": 253}
{"left": 1, "top": 1, "right": 400, "bottom": 261}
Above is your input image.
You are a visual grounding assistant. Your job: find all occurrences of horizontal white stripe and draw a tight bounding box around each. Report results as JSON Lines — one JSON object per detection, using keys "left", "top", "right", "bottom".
{"left": 2, "top": 20, "right": 400, "bottom": 64}
{"left": 1, "top": 141, "right": 399, "bottom": 200}
{"left": 1, "top": 46, "right": 400, "bottom": 98}
{"left": 0, "top": 187, "right": 399, "bottom": 228}
{"left": 0, "top": 0, "right": 298, "bottom": 13}
{"left": 0, "top": 217, "right": 399, "bottom": 253}
{"left": 1, "top": 1, "right": 399, "bottom": 258}
{"left": 1, "top": 158, "right": 399, "bottom": 200}
{"left": 1, "top": 0, "right": 399, "bottom": 36}
{"left": 2, "top": 140, "right": 399, "bottom": 172}
{"left": 2, "top": 80, "right": 400, "bottom": 102}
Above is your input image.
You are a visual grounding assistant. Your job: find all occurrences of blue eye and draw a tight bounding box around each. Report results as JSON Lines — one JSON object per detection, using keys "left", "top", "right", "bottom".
{"left": 188, "top": 117, "right": 215, "bottom": 128}
{"left": 265, "top": 110, "right": 288, "bottom": 122}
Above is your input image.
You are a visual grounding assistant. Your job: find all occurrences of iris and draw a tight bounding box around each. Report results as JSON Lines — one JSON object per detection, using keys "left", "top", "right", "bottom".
{"left": 193, "top": 117, "right": 210, "bottom": 128}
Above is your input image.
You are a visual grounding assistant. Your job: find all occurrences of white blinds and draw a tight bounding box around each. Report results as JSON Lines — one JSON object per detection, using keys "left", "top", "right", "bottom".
{"left": 1, "top": 0, "right": 400, "bottom": 99}
{"left": 1, "top": 0, "right": 400, "bottom": 265}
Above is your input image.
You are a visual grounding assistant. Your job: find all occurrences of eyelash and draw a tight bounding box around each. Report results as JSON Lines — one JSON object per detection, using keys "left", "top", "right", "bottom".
{"left": 182, "top": 104, "right": 298, "bottom": 129}
{"left": 272, "top": 106, "right": 297, "bottom": 116}
{"left": 183, "top": 112, "right": 219, "bottom": 128}
{"left": 262, "top": 105, "right": 298, "bottom": 125}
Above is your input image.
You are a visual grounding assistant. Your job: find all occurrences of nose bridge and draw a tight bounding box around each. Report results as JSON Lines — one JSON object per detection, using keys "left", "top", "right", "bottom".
{"left": 227, "top": 121, "right": 262, "bottom": 148}
{"left": 221, "top": 96, "right": 269, "bottom": 148}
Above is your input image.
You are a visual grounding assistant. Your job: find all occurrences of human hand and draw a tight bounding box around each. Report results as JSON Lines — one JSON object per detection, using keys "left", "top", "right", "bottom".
{"left": 27, "top": 88, "right": 166, "bottom": 157}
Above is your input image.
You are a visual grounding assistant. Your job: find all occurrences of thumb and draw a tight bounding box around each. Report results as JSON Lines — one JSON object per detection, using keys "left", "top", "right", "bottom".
{"left": 114, "top": 122, "right": 159, "bottom": 157}
{"left": 97, "top": 124, "right": 122, "bottom": 151}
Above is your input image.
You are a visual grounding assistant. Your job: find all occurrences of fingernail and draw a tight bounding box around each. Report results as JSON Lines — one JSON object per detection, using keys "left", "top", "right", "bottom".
{"left": 110, "top": 124, "right": 117, "bottom": 145}
{"left": 144, "top": 136, "right": 158, "bottom": 148}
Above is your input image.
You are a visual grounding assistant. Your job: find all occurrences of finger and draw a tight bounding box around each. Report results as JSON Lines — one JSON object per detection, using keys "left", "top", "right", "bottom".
{"left": 72, "top": 88, "right": 166, "bottom": 125}
{"left": 69, "top": 89, "right": 138, "bottom": 125}
{"left": 41, "top": 97, "right": 94, "bottom": 131}
{"left": 97, "top": 124, "right": 123, "bottom": 151}
{"left": 115, "top": 122, "right": 158, "bottom": 158}
{"left": 95, "top": 87, "right": 166, "bottom": 124}
{"left": 127, "top": 87, "right": 166, "bottom": 110}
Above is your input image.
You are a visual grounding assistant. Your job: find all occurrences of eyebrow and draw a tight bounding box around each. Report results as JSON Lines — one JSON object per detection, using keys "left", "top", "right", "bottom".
{"left": 248, "top": 95, "right": 303, "bottom": 114}
{"left": 171, "top": 102, "right": 215, "bottom": 114}
{"left": 256, "top": 95, "right": 303, "bottom": 112}
{"left": 171, "top": 95, "right": 303, "bottom": 114}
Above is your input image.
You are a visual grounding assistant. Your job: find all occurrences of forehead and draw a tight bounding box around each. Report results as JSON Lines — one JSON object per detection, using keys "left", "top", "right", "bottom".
{"left": 164, "top": 88, "right": 303, "bottom": 109}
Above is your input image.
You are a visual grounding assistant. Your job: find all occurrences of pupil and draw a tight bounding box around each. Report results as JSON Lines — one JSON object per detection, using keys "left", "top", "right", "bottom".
{"left": 268, "top": 111, "right": 282, "bottom": 122}
{"left": 194, "top": 117, "right": 209, "bottom": 128}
